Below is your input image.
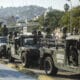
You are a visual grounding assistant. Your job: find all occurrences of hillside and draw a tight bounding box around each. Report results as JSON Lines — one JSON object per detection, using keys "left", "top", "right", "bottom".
{"left": 0, "top": 5, "right": 46, "bottom": 20}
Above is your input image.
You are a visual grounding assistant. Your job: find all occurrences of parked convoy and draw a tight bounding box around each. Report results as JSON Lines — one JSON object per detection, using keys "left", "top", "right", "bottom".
{"left": 0, "top": 31, "right": 80, "bottom": 75}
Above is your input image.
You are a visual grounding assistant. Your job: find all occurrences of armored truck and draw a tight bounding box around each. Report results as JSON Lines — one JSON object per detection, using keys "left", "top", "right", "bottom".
{"left": 8, "top": 34, "right": 42, "bottom": 67}
{"left": 39, "top": 35, "right": 80, "bottom": 75}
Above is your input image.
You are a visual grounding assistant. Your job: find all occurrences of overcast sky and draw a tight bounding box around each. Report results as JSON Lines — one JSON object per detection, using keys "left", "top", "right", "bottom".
{"left": 0, "top": 0, "right": 79, "bottom": 10}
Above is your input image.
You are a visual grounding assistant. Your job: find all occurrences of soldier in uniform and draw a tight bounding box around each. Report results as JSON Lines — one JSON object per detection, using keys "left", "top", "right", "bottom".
{"left": 32, "top": 30, "right": 38, "bottom": 44}
{"left": 62, "top": 26, "right": 67, "bottom": 39}
{"left": 2, "top": 25, "right": 8, "bottom": 36}
{"left": 37, "top": 31, "right": 43, "bottom": 45}
{"left": 73, "top": 27, "right": 78, "bottom": 35}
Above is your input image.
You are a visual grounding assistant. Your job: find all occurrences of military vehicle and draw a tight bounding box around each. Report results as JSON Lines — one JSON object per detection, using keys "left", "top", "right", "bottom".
{"left": 8, "top": 31, "right": 80, "bottom": 75}
{"left": 8, "top": 34, "right": 42, "bottom": 67}
{"left": 0, "top": 36, "right": 8, "bottom": 58}
{"left": 39, "top": 35, "right": 80, "bottom": 75}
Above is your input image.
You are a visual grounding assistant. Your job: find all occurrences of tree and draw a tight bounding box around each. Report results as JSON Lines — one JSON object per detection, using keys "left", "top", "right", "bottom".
{"left": 37, "top": 10, "right": 64, "bottom": 32}
{"left": 45, "top": 10, "right": 64, "bottom": 29}
{"left": 60, "top": 6, "right": 80, "bottom": 32}
{"left": 37, "top": 14, "right": 44, "bottom": 26}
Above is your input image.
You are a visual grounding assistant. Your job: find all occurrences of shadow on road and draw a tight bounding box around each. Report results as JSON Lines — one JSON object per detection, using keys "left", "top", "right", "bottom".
{"left": 1, "top": 59, "right": 80, "bottom": 80}
{"left": 49, "top": 73, "right": 80, "bottom": 80}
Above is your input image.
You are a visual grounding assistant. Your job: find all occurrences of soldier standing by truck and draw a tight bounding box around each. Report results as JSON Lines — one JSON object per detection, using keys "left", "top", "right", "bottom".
{"left": 2, "top": 25, "right": 8, "bottom": 36}
{"left": 73, "top": 27, "right": 79, "bottom": 35}
{"left": 32, "top": 30, "right": 38, "bottom": 44}
{"left": 0, "top": 25, "right": 9, "bottom": 58}
{"left": 37, "top": 31, "right": 43, "bottom": 44}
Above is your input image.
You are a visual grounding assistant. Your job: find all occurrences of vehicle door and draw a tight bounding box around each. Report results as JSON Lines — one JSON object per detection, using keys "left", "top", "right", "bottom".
{"left": 54, "top": 39, "right": 66, "bottom": 66}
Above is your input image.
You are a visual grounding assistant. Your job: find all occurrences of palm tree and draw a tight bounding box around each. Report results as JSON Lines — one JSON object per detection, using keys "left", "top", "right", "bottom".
{"left": 64, "top": 3, "right": 69, "bottom": 12}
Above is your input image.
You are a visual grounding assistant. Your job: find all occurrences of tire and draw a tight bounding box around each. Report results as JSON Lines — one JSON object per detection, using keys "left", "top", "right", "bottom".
{"left": 21, "top": 52, "right": 30, "bottom": 68}
{"left": 44, "top": 57, "right": 58, "bottom": 75}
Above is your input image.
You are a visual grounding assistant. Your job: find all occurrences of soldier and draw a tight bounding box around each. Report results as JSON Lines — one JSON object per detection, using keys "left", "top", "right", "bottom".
{"left": 73, "top": 27, "right": 78, "bottom": 35}
{"left": 8, "top": 32, "right": 13, "bottom": 42}
{"left": 38, "top": 31, "right": 43, "bottom": 40}
{"left": 32, "top": 30, "right": 38, "bottom": 44}
{"left": 70, "top": 43, "right": 78, "bottom": 66}
{"left": 37, "top": 31, "right": 43, "bottom": 45}
{"left": 2, "top": 25, "right": 8, "bottom": 36}
{"left": 62, "top": 26, "right": 67, "bottom": 39}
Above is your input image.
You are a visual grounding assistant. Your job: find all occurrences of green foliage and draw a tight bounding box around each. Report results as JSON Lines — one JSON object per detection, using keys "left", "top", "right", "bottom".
{"left": 45, "top": 10, "right": 64, "bottom": 29}
{"left": 37, "top": 15, "right": 44, "bottom": 26}
{"left": 60, "top": 6, "right": 80, "bottom": 31}
{"left": 59, "top": 12, "right": 70, "bottom": 26}
{"left": 37, "top": 10, "right": 64, "bottom": 32}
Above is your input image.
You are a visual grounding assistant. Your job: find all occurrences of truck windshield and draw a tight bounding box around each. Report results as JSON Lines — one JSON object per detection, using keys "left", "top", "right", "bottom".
{"left": 24, "top": 38, "right": 34, "bottom": 45}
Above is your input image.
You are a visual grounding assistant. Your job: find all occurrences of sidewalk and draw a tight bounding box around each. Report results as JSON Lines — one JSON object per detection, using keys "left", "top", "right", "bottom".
{"left": 0, "top": 63, "right": 37, "bottom": 80}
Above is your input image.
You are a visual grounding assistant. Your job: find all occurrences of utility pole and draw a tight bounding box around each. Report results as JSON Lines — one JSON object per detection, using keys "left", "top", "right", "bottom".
{"left": 64, "top": 3, "right": 69, "bottom": 33}
{"left": 67, "top": 0, "right": 73, "bottom": 33}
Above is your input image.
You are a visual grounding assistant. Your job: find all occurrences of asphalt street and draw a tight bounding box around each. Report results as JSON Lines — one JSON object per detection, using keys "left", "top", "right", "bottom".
{"left": 0, "top": 63, "right": 37, "bottom": 80}
{"left": 0, "top": 59, "right": 80, "bottom": 80}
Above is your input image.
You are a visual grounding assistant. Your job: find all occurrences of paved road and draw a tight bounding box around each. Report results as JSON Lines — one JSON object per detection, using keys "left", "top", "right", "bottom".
{"left": 0, "top": 59, "right": 80, "bottom": 80}
{"left": 28, "top": 68, "right": 80, "bottom": 80}
{"left": 0, "top": 63, "right": 37, "bottom": 80}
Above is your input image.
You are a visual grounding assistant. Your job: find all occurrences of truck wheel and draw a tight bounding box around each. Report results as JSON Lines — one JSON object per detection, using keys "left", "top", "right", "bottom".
{"left": 44, "top": 57, "right": 58, "bottom": 75}
{"left": 21, "top": 52, "right": 30, "bottom": 68}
